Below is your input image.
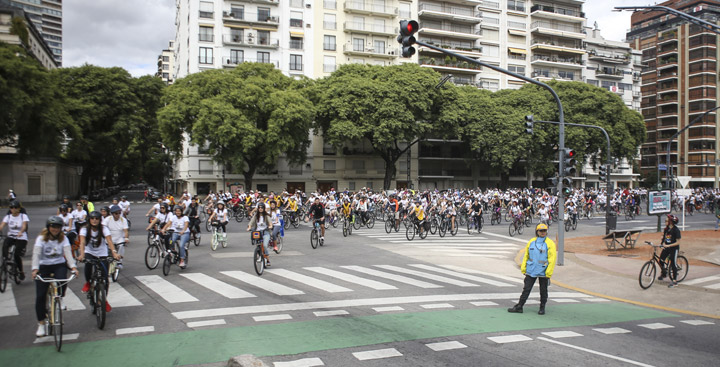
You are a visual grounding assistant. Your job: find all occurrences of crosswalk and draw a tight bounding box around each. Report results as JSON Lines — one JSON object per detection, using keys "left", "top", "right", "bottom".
{"left": 680, "top": 275, "right": 720, "bottom": 290}
{"left": 353, "top": 229, "right": 524, "bottom": 259}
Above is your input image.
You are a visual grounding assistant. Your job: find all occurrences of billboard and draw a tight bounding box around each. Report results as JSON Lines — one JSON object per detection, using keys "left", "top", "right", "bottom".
{"left": 647, "top": 190, "right": 672, "bottom": 215}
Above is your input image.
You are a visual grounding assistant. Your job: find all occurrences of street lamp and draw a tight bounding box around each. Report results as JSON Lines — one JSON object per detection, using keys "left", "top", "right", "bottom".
{"left": 614, "top": 5, "right": 720, "bottom": 35}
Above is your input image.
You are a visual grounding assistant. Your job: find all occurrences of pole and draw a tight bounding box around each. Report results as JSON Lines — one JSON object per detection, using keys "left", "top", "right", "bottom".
{"left": 665, "top": 106, "right": 720, "bottom": 189}
{"left": 406, "top": 143, "right": 411, "bottom": 189}
{"left": 615, "top": 6, "right": 720, "bottom": 35}
{"left": 414, "top": 40, "right": 567, "bottom": 264}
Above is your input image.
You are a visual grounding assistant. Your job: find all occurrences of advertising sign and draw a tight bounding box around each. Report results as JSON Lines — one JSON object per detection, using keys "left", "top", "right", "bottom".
{"left": 647, "top": 190, "right": 672, "bottom": 215}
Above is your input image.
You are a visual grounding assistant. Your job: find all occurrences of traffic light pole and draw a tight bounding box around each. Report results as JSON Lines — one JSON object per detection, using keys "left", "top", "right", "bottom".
{"left": 535, "top": 120, "right": 613, "bottom": 234}
{"left": 413, "top": 40, "right": 567, "bottom": 264}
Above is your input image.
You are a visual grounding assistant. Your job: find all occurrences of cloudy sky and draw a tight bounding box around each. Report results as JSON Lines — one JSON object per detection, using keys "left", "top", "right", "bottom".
{"left": 63, "top": 0, "right": 651, "bottom": 77}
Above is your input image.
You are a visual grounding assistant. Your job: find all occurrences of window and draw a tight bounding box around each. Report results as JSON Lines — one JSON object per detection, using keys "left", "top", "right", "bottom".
{"left": 508, "top": 65, "right": 524, "bottom": 75}
{"left": 558, "top": 70, "right": 574, "bottom": 80}
{"left": 290, "top": 11, "right": 303, "bottom": 27}
{"left": 399, "top": 2, "right": 411, "bottom": 18}
{"left": 587, "top": 79, "right": 598, "bottom": 86}
{"left": 257, "top": 51, "right": 270, "bottom": 63}
{"left": 483, "top": 45, "right": 499, "bottom": 57}
{"left": 323, "top": 14, "right": 336, "bottom": 29}
{"left": 353, "top": 38, "right": 364, "bottom": 51}
{"left": 199, "top": 26, "right": 213, "bottom": 42}
{"left": 229, "top": 5, "right": 244, "bottom": 19}
{"left": 199, "top": 160, "right": 213, "bottom": 174}
{"left": 163, "top": 56, "right": 170, "bottom": 62}
{"left": 290, "top": 54, "right": 303, "bottom": 71}
{"left": 323, "top": 35, "right": 336, "bottom": 50}
{"left": 290, "top": 37, "right": 303, "bottom": 50}
{"left": 601, "top": 80, "right": 616, "bottom": 89}
{"left": 323, "top": 160, "right": 336, "bottom": 173}
{"left": 366, "top": 182, "right": 373, "bottom": 190}
{"left": 162, "top": 64, "right": 169, "bottom": 70}
{"left": 256, "top": 184, "right": 268, "bottom": 192}
{"left": 348, "top": 181, "right": 356, "bottom": 190}
{"left": 199, "top": 1, "right": 213, "bottom": 18}
{"left": 323, "top": 56, "right": 336, "bottom": 73}
{"left": 258, "top": 7, "right": 271, "bottom": 21}
{"left": 507, "top": 0, "right": 525, "bottom": 12}
{"left": 374, "top": 40, "right": 385, "bottom": 54}
{"left": 324, "top": 0, "right": 336, "bottom": 10}
{"left": 352, "top": 160, "right": 366, "bottom": 172}
{"left": 230, "top": 49, "right": 243, "bottom": 64}
{"left": 230, "top": 28, "right": 243, "bottom": 43}
{"left": 28, "top": 176, "right": 41, "bottom": 195}
{"left": 289, "top": 164, "right": 303, "bottom": 175}
{"left": 290, "top": 0, "right": 303, "bottom": 8}
{"left": 257, "top": 30, "right": 270, "bottom": 45}
{"left": 162, "top": 73, "right": 169, "bottom": 79}
{"left": 199, "top": 47, "right": 213, "bottom": 64}
{"left": 372, "top": 18, "right": 385, "bottom": 33}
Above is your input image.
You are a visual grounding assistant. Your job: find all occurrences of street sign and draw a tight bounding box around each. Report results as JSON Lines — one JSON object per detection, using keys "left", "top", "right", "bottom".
{"left": 676, "top": 176, "right": 691, "bottom": 189}
{"left": 647, "top": 190, "right": 672, "bottom": 215}
{"left": 677, "top": 188, "right": 693, "bottom": 197}
{"left": 658, "top": 164, "right": 667, "bottom": 171}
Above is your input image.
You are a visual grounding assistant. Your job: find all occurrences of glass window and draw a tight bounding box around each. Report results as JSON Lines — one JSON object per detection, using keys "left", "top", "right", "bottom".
{"left": 508, "top": 65, "right": 524, "bottom": 75}
{"left": 199, "top": 1, "right": 213, "bottom": 18}
{"left": 508, "top": 0, "right": 525, "bottom": 12}
{"left": 258, "top": 7, "right": 270, "bottom": 21}
{"left": 230, "top": 49, "right": 243, "bottom": 64}
{"left": 323, "top": 14, "right": 336, "bottom": 29}
{"left": 163, "top": 56, "right": 170, "bottom": 62}
{"left": 353, "top": 38, "right": 364, "bottom": 52}
{"left": 162, "top": 64, "right": 169, "bottom": 70}
{"left": 229, "top": 6, "right": 243, "bottom": 19}
{"left": 162, "top": 73, "right": 169, "bottom": 79}
{"left": 290, "top": 37, "right": 303, "bottom": 50}
{"left": 199, "top": 26, "right": 213, "bottom": 42}
{"left": 199, "top": 47, "right": 213, "bottom": 64}
{"left": 324, "top": 0, "right": 337, "bottom": 10}
{"left": 323, "top": 160, "right": 336, "bottom": 171}
{"left": 230, "top": 28, "right": 243, "bottom": 42}
{"left": 290, "top": 55, "right": 303, "bottom": 71}
{"left": 290, "top": 11, "right": 303, "bottom": 27}
{"left": 483, "top": 45, "right": 499, "bottom": 57}
{"left": 323, "top": 56, "right": 336, "bottom": 73}
{"left": 257, "top": 51, "right": 270, "bottom": 63}
{"left": 323, "top": 35, "right": 336, "bottom": 50}
{"left": 399, "top": 2, "right": 411, "bottom": 18}
{"left": 373, "top": 40, "right": 385, "bottom": 54}
{"left": 290, "top": 0, "right": 303, "bottom": 8}
{"left": 257, "top": 30, "right": 270, "bottom": 45}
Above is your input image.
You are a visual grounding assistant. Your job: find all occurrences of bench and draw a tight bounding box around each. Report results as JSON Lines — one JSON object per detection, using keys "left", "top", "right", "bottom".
{"left": 602, "top": 230, "right": 642, "bottom": 251}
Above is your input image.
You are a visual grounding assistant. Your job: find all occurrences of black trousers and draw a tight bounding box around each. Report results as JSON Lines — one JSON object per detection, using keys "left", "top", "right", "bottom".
{"left": 2, "top": 237, "right": 27, "bottom": 273}
{"left": 35, "top": 263, "right": 67, "bottom": 321}
{"left": 518, "top": 275, "right": 548, "bottom": 307}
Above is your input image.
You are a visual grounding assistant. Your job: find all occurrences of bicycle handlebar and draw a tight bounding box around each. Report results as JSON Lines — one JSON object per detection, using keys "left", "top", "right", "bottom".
{"left": 35, "top": 273, "right": 77, "bottom": 284}
{"left": 644, "top": 241, "right": 664, "bottom": 248}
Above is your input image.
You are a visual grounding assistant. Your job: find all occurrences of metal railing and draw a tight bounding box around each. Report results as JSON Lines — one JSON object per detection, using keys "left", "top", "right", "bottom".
{"left": 530, "top": 5, "right": 584, "bottom": 18}
{"left": 531, "top": 21, "right": 582, "bottom": 33}
{"left": 345, "top": 1, "right": 398, "bottom": 15}
{"left": 289, "top": 40, "right": 304, "bottom": 50}
{"left": 222, "top": 34, "right": 279, "bottom": 47}
{"left": 344, "top": 22, "right": 396, "bottom": 34}
{"left": 419, "top": 3, "right": 479, "bottom": 18}
{"left": 477, "top": 1, "right": 499, "bottom": 9}
{"left": 419, "top": 22, "right": 479, "bottom": 35}
{"left": 531, "top": 55, "right": 583, "bottom": 65}
{"left": 222, "top": 11, "right": 279, "bottom": 24}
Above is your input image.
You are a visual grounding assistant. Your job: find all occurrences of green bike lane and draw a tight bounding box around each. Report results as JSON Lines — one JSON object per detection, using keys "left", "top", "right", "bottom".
{"left": 0, "top": 302, "right": 676, "bottom": 367}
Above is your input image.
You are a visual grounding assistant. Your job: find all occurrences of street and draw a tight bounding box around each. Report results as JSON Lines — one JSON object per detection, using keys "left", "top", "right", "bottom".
{"left": 0, "top": 195, "right": 718, "bottom": 366}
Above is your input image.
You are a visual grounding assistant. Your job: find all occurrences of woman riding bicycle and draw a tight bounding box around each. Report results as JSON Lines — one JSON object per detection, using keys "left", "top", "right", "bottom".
{"left": 659, "top": 214, "right": 681, "bottom": 287}
{"left": 146, "top": 203, "right": 171, "bottom": 251}
{"left": 78, "top": 211, "right": 121, "bottom": 309}
{"left": 32, "top": 216, "right": 78, "bottom": 337}
{"left": 247, "top": 203, "right": 273, "bottom": 266}
{"left": 161, "top": 206, "right": 190, "bottom": 269}
{"left": 1, "top": 200, "right": 29, "bottom": 281}
{"left": 269, "top": 200, "right": 282, "bottom": 252}
{"left": 209, "top": 201, "right": 229, "bottom": 237}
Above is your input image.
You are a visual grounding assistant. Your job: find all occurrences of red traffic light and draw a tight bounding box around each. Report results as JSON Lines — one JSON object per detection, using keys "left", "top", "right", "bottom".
{"left": 566, "top": 149, "right": 575, "bottom": 158}
{"left": 399, "top": 20, "right": 419, "bottom": 36}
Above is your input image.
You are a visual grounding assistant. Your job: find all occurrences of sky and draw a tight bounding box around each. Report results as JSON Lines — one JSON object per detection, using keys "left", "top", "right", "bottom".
{"left": 63, "top": 0, "right": 652, "bottom": 77}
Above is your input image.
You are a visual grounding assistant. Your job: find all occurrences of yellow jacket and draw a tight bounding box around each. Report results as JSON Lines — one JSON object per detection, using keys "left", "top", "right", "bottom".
{"left": 520, "top": 237, "right": 557, "bottom": 278}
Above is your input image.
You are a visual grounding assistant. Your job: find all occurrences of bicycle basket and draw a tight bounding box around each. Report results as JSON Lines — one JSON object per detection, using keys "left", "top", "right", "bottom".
{"left": 251, "top": 231, "right": 261, "bottom": 239}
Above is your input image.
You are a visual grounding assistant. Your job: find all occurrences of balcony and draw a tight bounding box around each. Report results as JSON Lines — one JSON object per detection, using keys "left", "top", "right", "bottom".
{"left": 418, "top": 3, "right": 481, "bottom": 24}
{"left": 531, "top": 54, "right": 584, "bottom": 69}
{"left": 343, "top": 43, "right": 398, "bottom": 58}
{"left": 657, "top": 47, "right": 678, "bottom": 57}
{"left": 476, "top": 1, "right": 500, "bottom": 13}
{"left": 531, "top": 38, "right": 584, "bottom": 55}
{"left": 587, "top": 49, "right": 631, "bottom": 64}
{"left": 289, "top": 39, "right": 303, "bottom": 50}
{"left": 344, "top": 1, "right": 398, "bottom": 18}
{"left": 595, "top": 68, "right": 625, "bottom": 79}
{"left": 344, "top": 21, "right": 397, "bottom": 36}
{"left": 530, "top": 21, "right": 585, "bottom": 39}
{"left": 657, "top": 30, "right": 678, "bottom": 45}
{"left": 657, "top": 82, "right": 678, "bottom": 92}
{"left": 530, "top": 4, "right": 585, "bottom": 22}
{"left": 418, "top": 39, "right": 482, "bottom": 56}
{"left": 420, "top": 57, "right": 483, "bottom": 74}
{"left": 247, "top": 0, "right": 279, "bottom": 4}
{"left": 657, "top": 56, "right": 678, "bottom": 69}
{"left": 222, "top": 57, "right": 279, "bottom": 68}
{"left": 222, "top": 34, "right": 279, "bottom": 48}
{"left": 657, "top": 96, "right": 679, "bottom": 106}
{"left": 531, "top": 70, "right": 578, "bottom": 81}
{"left": 418, "top": 22, "right": 482, "bottom": 40}
{"left": 222, "top": 11, "right": 279, "bottom": 27}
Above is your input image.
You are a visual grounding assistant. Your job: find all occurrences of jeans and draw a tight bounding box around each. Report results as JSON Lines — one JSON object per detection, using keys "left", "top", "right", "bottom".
{"left": 271, "top": 225, "right": 282, "bottom": 243}
{"left": 517, "top": 275, "right": 549, "bottom": 307}
{"left": 172, "top": 232, "right": 190, "bottom": 260}
{"left": 35, "top": 263, "right": 68, "bottom": 321}
{"left": 83, "top": 254, "right": 109, "bottom": 286}
{"left": 261, "top": 231, "right": 271, "bottom": 256}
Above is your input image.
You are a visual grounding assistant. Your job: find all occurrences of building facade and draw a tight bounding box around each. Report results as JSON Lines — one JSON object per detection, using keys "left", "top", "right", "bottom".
{"left": 5, "top": 0, "right": 61, "bottom": 65}
{"left": 0, "top": 1, "right": 57, "bottom": 69}
{"left": 156, "top": 40, "right": 176, "bottom": 84}
{"left": 627, "top": 0, "right": 720, "bottom": 188}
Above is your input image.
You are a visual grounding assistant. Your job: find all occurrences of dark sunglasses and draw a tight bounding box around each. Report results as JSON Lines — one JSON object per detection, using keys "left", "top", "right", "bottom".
{"left": 49, "top": 224, "right": 62, "bottom": 228}
{"left": 10, "top": 206, "right": 19, "bottom": 209}
{"left": 538, "top": 229, "right": 548, "bottom": 232}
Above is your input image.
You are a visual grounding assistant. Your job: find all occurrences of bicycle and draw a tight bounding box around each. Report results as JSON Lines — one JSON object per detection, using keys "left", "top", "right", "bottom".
{"left": 324, "top": 212, "right": 339, "bottom": 229}
{"left": 82, "top": 257, "right": 115, "bottom": 329}
{"left": 35, "top": 273, "right": 76, "bottom": 351}
{"left": 252, "top": 230, "right": 269, "bottom": 276}
{"left": 438, "top": 214, "right": 458, "bottom": 237}
{"left": 406, "top": 218, "right": 428, "bottom": 241}
{"left": 490, "top": 207, "right": 502, "bottom": 225}
{"left": 508, "top": 215, "right": 524, "bottom": 237}
{"left": 384, "top": 213, "right": 400, "bottom": 233}
{"left": 0, "top": 234, "right": 23, "bottom": 292}
{"left": 353, "top": 211, "right": 375, "bottom": 230}
{"left": 625, "top": 205, "right": 636, "bottom": 221}
{"left": 163, "top": 232, "right": 189, "bottom": 276}
{"left": 210, "top": 221, "right": 228, "bottom": 251}
{"left": 342, "top": 214, "right": 353, "bottom": 237}
{"left": 639, "top": 241, "right": 689, "bottom": 289}
{"left": 106, "top": 242, "right": 125, "bottom": 282}
{"left": 583, "top": 204, "right": 594, "bottom": 220}
{"left": 233, "top": 205, "right": 246, "bottom": 223}
{"left": 564, "top": 212, "right": 578, "bottom": 232}
{"left": 144, "top": 229, "right": 169, "bottom": 270}
{"left": 467, "top": 214, "right": 483, "bottom": 235}
{"left": 310, "top": 221, "right": 323, "bottom": 249}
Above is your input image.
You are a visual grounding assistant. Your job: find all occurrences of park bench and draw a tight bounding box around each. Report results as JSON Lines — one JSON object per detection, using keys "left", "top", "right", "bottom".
{"left": 602, "top": 229, "right": 642, "bottom": 251}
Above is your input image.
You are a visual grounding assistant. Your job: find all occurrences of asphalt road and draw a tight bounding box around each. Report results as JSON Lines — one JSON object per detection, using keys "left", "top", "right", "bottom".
{"left": 1, "top": 193, "right": 718, "bottom": 366}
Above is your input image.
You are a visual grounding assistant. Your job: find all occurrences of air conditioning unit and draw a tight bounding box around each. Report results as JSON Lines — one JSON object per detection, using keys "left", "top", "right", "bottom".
{"left": 306, "top": 3, "right": 311, "bottom": 8}
{"left": 306, "top": 23, "right": 311, "bottom": 28}
{"left": 248, "top": 39, "right": 254, "bottom": 44}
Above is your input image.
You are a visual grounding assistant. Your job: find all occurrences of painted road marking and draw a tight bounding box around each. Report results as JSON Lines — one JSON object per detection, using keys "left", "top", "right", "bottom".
{"left": 488, "top": 335, "right": 532, "bottom": 343}
{"left": 482, "top": 232, "right": 528, "bottom": 243}
{"left": 375, "top": 265, "right": 479, "bottom": 287}
{"left": 409, "top": 264, "right": 515, "bottom": 287}
{"left": 373, "top": 306, "right": 404, "bottom": 312}
{"left": 680, "top": 320, "right": 715, "bottom": 325}
{"left": 211, "top": 251, "right": 304, "bottom": 258}
{"left": 266, "top": 269, "right": 353, "bottom": 293}
{"left": 542, "top": 331, "right": 583, "bottom": 338}
{"left": 304, "top": 267, "right": 397, "bottom": 290}
{"left": 638, "top": 323, "right": 674, "bottom": 330}
{"left": 431, "top": 249, "right": 514, "bottom": 255}
{"left": 681, "top": 275, "right": 720, "bottom": 286}
{"left": 440, "top": 265, "right": 525, "bottom": 284}
{"left": 426, "top": 341, "right": 467, "bottom": 351}
{"left": 538, "top": 337, "right": 656, "bottom": 367}
{"left": 63, "top": 288, "right": 87, "bottom": 311}
{"left": 253, "top": 314, "right": 292, "bottom": 322}
{"left": 106, "top": 282, "right": 143, "bottom": 307}
{"left": 222, "top": 271, "right": 304, "bottom": 296}
{"left": 553, "top": 298, "right": 580, "bottom": 303}
{"left": 387, "top": 240, "right": 506, "bottom": 244}
{"left": 187, "top": 319, "right": 226, "bottom": 328}
{"left": 593, "top": 327, "right": 632, "bottom": 334}
{"left": 704, "top": 283, "right": 720, "bottom": 290}
{"left": 180, "top": 273, "right": 256, "bottom": 299}
{"left": 116, "top": 326, "right": 154, "bottom": 335}
{"left": 273, "top": 358, "right": 325, "bottom": 367}
{"left": 34, "top": 333, "right": 80, "bottom": 343}
{"left": 313, "top": 310, "right": 349, "bottom": 317}
{"left": 470, "top": 301, "right": 498, "bottom": 306}
{"left": 421, "top": 303, "right": 455, "bottom": 309}
{"left": 172, "top": 292, "right": 590, "bottom": 320}
{"left": 448, "top": 254, "right": 508, "bottom": 258}
{"left": 340, "top": 265, "right": 443, "bottom": 289}
{"left": 0, "top": 283, "right": 19, "bottom": 317}
{"left": 352, "top": 348, "right": 402, "bottom": 361}
{"left": 135, "top": 275, "right": 199, "bottom": 303}
{"left": 585, "top": 297, "right": 611, "bottom": 302}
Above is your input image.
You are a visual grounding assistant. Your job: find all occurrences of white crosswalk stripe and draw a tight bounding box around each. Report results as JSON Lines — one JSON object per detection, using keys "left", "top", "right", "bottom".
{"left": 221, "top": 271, "right": 305, "bottom": 296}
{"left": 374, "top": 265, "right": 479, "bottom": 287}
{"left": 180, "top": 273, "right": 256, "bottom": 299}
{"left": 340, "top": 265, "right": 443, "bottom": 289}
{"left": 107, "top": 282, "right": 143, "bottom": 307}
{"left": 408, "top": 264, "right": 515, "bottom": 287}
{"left": 265, "top": 269, "right": 353, "bottom": 293}
{"left": 135, "top": 275, "right": 199, "bottom": 303}
{"left": 304, "top": 267, "right": 398, "bottom": 290}
{"left": 0, "top": 283, "right": 19, "bottom": 317}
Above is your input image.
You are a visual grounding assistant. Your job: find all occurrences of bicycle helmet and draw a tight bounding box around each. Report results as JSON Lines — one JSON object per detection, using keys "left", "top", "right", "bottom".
{"left": 62, "top": 195, "right": 70, "bottom": 200}
{"left": 112, "top": 197, "right": 119, "bottom": 202}
{"left": 81, "top": 195, "right": 89, "bottom": 200}
{"left": 667, "top": 214, "right": 679, "bottom": 225}
{"left": 216, "top": 200, "right": 225, "bottom": 206}
{"left": 174, "top": 205, "right": 184, "bottom": 213}
{"left": 46, "top": 216, "right": 64, "bottom": 228}
{"left": 109, "top": 205, "right": 122, "bottom": 213}
{"left": 101, "top": 205, "right": 110, "bottom": 213}
{"left": 121, "top": 195, "right": 127, "bottom": 200}
{"left": 9, "top": 200, "right": 20, "bottom": 208}
{"left": 161, "top": 203, "right": 169, "bottom": 211}
{"left": 59, "top": 204, "right": 70, "bottom": 212}
{"left": 88, "top": 211, "right": 102, "bottom": 220}
{"left": 257, "top": 202, "right": 266, "bottom": 209}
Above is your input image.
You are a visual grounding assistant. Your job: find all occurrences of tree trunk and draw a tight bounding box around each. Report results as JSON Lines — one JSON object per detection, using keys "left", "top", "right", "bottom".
{"left": 243, "top": 163, "right": 256, "bottom": 192}
{"left": 500, "top": 171, "right": 510, "bottom": 189}
{"left": 383, "top": 159, "right": 397, "bottom": 190}
{"left": 526, "top": 168, "right": 533, "bottom": 188}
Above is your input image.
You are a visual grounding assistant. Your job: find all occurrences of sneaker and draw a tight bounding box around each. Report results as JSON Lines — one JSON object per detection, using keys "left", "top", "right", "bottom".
{"left": 273, "top": 244, "right": 279, "bottom": 252}
{"left": 507, "top": 304, "right": 523, "bottom": 313}
{"left": 657, "top": 275, "right": 666, "bottom": 281}
{"left": 82, "top": 282, "right": 90, "bottom": 293}
{"left": 266, "top": 260, "right": 271, "bottom": 267}
{"left": 668, "top": 282, "right": 678, "bottom": 288}
{"left": 105, "top": 301, "right": 112, "bottom": 312}
{"left": 179, "top": 259, "right": 186, "bottom": 269}
{"left": 18, "top": 272, "right": 25, "bottom": 281}
{"left": 538, "top": 306, "right": 546, "bottom": 315}
{"left": 36, "top": 324, "right": 46, "bottom": 337}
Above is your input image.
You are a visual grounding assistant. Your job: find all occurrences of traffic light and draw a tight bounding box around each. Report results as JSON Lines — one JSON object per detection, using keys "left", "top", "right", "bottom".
{"left": 598, "top": 165, "right": 608, "bottom": 182}
{"left": 524, "top": 115, "right": 534, "bottom": 134}
{"left": 563, "top": 148, "right": 577, "bottom": 177}
{"left": 562, "top": 177, "right": 573, "bottom": 196}
{"left": 397, "top": 20, "right": 419, "bottom": 57}
{"left": 547, "top": 177, "right": 558, "bottom": 187}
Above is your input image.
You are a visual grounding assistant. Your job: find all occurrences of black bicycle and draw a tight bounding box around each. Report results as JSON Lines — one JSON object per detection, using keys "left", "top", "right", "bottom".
{"left": 0, "top": 234, "right": 23, "bottom": 292}
{"left": 639, "top": 241, "right": 689, "bottom": 289}
{"left": 82, "top": 257, "right": 115, "bottom": 329}
{"left": 406, "top": 218, "right": 428, "bottom": 241}
{"left": 467, "top": 214, "right": 483, "bottom": 235}
{"left": 163, "top": 231, "right": 189, "bottom": 276}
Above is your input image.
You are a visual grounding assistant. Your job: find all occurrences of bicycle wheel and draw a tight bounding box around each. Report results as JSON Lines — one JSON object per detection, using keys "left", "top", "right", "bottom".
{"left": 310, "top": 229, "right": 319, "bottom": 249}
{"left": 205, "top": 219, "right": 212, "bottom": 232}
{"left": 406, "top": 225, "right": 415, "bottom": 241}
{"left": 275, "top": 236, "right": 283, "bottom": 254}
{"left": 367, "top": 216, "right": 375, "bottom": 229}
{"left": 419, "top": 226, "right": 428, "bottom": 239}
{"left": 0, "top": 260, "right": 7, "bottom": 293}
{"left": 144, "top": 244, "right": 160, "bottom": 270}
{"left": 332, "top": 217, "right": 339, "bottom": 228}
{"left": 385, "top": 220, "right": 392, "bottom": 234}
{"left": 162, "top": 254, "right": 172, "bottom": 276}
{"left": 147, "top": 231, "right": 153, "bottom": 246}
{"left": 509, "top": 223, "right": 516, "bottom": 237}
{"left": 95, "top": 282, "right": 106, "bottom": 329}
{"left": 193, "top": 232, "right": 201, "bottom": 246}
{"left": 466, "top": 220, "right": 473, "bottom": 235}
{"left": 53, "top": 296, "right": 63, "bottom": 351}
{"left": 565, "top": 220, "right": 571, "bottom": 232}
{"left": 343, "top": 220, "right": 349, "bottom": 237}
{"left": 675, "top": 255, "right": 689, "bottom": 282}
{"left": 639, "top": 261, "right": 656, "bottom": 289}
{"left": 451, "top": 222, "right": 458, "bottom": 236}
{"left": 572, "top": 219, "right": 578, "bottom": 230}
{"left": 221, "top": 233, "right": 228, "bottom": 248}
{"left": 292, "top": 216, "right": 300, "bottom": 228}
{"left": 348, "top": 221, "right": 353, "bottom": 235}
{"left": 504, "top": 211, "right": 511, "bottom": 222}
{"left": 110, "top": 261, "right": 119, "bottom": 282}
{"left": 253, "top": 246, "right": 265, "bottom": 276}
{"left": 353, "top": 217, "right": 361, "bottom": 230}
{"left": 211, "top": 232, "right": 219, "bottom": 251}
{"left": 430, "top": 218, "right": 438, "bottom": 235}
{"left": 517, "top": 223, "right": 523, "bottom": 235}
{"left": 438, "top": 222, "right": 446, "bottom": 238}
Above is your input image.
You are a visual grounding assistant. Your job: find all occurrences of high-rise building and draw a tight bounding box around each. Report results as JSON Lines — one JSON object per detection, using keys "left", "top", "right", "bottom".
{"left": 0, "top": 1, "right": 57, "bottom": 69}
{"left": 6, "top": 0, "right": 62, "bottom": 66}
{"left": 156, "top": 40, "right": 175, "bottom": 85}
{"left": 627, "top": 0, "right": 720, "bottom": 188}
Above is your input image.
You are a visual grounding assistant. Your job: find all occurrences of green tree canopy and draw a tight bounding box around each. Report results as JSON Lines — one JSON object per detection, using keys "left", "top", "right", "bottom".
{"left": 158, "top": 63, "right": 315, "bottom": 189}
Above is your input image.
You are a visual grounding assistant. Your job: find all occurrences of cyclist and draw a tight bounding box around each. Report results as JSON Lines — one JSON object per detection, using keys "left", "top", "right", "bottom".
{"left": 185, "top": 197, "right": 202, "bottom": 235}
{"left": 146, "top": 197, "right": 165, "bottom": 218}
{"left": 80, "top": 195, "right": 94, "bottom": 214}
{"left": 470, "top": 198, "right": 483, "bottom": 230}
{"left": 409, "top": 199, "right": 426, "bottom": 236}
{"left": 118, "top": 196, "right": 131, "bottom": 220}
{"left": 146, "top": 203, "right": 171, "bottom": 251}
{"left": 58, "top": 204, "right": 76, "bottom": 248}
{"left": 309, "top": 197, "right": 326, "bottom": 243}
{"left": 1, "top": 200, "right": 29, "bottom": 281}
{"left": 658, "top": 214, "right": 681, "bottom": 288}
{"left": 103, "top": 205, "right": 129, "bottom": 269}
{"left": 508, "top": 223, "right": 556, "bottom": 315}
{"left": 58, "top": 195, "right": 72, "bottom": 213}
{"left": 269, "top": 200, "right": 282, "bottom": 252}
{"left": 77, "top": 211, "right": 120, "bottom": 312}
{"left": 31, "top": 216, "right": 79, "bottom": 337}
{"left": 326, "top": 195, "right": 338, "bottom": 226}
{"left": 247, "top": 202, "right": 273, "bottom": 266}
{"left": 99, "top": 206, "right": 111, "bottom": 220}
{"left": 161, "top": 206, "right": 190, "bottom": 269}
{"left": 208, "top": 201, "right": 229, "bottom": 240}
{"left": 72, "top": 202, "right": 87, "bottom": 234}
{"left": 715, "top": 198, "right": 720, "bottom": 231}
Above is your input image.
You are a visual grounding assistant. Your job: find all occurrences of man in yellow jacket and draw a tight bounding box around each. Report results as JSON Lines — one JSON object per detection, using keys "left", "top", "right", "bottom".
{"left": 508, "top": 223, "right": 557, "bottom": 315}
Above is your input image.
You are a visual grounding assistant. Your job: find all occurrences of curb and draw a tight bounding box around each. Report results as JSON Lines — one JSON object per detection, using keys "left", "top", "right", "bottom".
{"left": 227, "top": 355, "right": 268, "bottom": 367}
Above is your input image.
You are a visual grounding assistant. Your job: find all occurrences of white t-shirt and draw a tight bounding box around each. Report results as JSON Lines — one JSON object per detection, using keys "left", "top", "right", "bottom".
{"left": 215, "top": 208, "right": 228, "bottom": 222}
{"left": 103, "top": 216, "right": 128, "bottom": 244}
{"left": 155, "top": 212, "right": 171, "bottom": 225}
{"left": 118, "top": 200, "right": 131, "bottom": 213}
{"left": 270, "top": 209, "right": 281, "bottom": 225}
{"left": 256, "top": 215, "right": 268, "bottom": 231}
{"left": 72, "top": 208, "right": 87, "bottom": 224}
{"left": 151, "top": 203, "right": 161, "bottom": 216}
{"left": 168, "top": 214, "right": 189, "bottom": 234}
{"left": 34, "top": 235, "right": 70, "bottom": 266}
{"left": 80, "top": 226, "right": 110, "bottom": 258}
{"left": 60, "top": 213, "right": 73, "bottom": 232}
{"left": 2, "top": 213, "right": 29, "bottom": 240}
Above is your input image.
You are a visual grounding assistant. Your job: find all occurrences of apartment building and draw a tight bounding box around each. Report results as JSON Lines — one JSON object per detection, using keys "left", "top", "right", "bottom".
{"left": 5, "top": 0, "right": 62, "bottom": 65}
{"left": 0, "top": 1, "right": 57, "bottom": 69}
{"left": 627, "top": 0, "right": 720, "bottom": 188}
{"left": 156, "top": 40, "right": 176, "bottom": 84}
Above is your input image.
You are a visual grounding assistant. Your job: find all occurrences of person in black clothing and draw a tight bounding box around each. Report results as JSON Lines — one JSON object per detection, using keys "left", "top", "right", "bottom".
{"left": 470, "top": 199, "right": 483, "bottom": 232}
{"left": 659, "top": 214, "right": 681, "bottom": 287}
{"left": 309, "top": 197, "right": 325, "bottom": 241}
{"left": 185, "top": 197, "right": 201, "bottom": 234}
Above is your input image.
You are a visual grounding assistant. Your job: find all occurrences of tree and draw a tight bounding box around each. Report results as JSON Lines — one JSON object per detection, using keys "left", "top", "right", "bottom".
{"left": 314, "top": 63, "right": 449, "bottom": 190}
{"left": 0, "top": 42, "right": 70, "bottom": 156}
{"left": 158, "top": 63, "right": 315, "bottom": 190}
